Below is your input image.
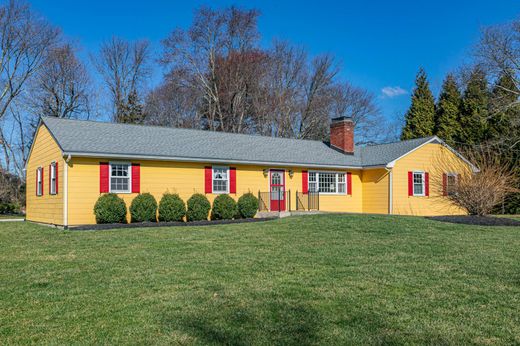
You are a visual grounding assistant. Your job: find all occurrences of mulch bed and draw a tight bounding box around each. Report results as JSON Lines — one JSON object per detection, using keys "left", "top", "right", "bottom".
{"left": 70, "top": 217, "right": 277, "bottom": 231}
{"left": 428, "top": 215, "right": 520, "bottom": 227}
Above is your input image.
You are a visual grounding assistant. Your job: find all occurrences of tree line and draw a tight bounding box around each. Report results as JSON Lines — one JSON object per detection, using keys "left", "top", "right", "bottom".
{"left": 0, "top": 1, "right": 393, "bottom": 181}
{"left": 401, "top": 18, "right": 520, "bottom": 213}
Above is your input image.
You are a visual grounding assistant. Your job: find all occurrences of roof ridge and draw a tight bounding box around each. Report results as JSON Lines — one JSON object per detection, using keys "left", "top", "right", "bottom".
{"left": 41, "top": 116, "right": 329, "bottom": 146}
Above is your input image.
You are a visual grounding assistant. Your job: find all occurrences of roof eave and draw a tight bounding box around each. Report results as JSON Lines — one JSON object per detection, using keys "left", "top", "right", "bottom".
{"left": 62, "top": 151, "right": 363, "bottom": 170}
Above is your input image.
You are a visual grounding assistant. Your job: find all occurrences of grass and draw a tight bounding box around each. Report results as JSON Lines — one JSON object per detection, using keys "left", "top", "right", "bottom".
{"left": 1, "top": 214, "right": 519, "bottom": 345}
{"left": 0, "top": 214, "right": 24, "bottom": 219}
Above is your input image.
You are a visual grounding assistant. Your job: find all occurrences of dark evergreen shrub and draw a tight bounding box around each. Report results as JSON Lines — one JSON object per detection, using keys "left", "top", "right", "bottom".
{"left": 93, "top": 193, "right": 127, "bottom": 224}
{"left": 237, "top": 193, "right": 258, "bottom": 218}
{"left": 186, "top": 193, "right": 211, "bottom": 221}
{"left": 129, "top": 193, "right": 158, "bottom": 222}
{"left": 158, "top": 193, "right": 186, "bottom": 222}
{"left": 211, "top": 194, "right": 237, "bottom": 220}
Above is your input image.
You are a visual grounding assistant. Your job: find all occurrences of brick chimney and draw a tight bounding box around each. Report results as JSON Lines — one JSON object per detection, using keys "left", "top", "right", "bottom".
{"left": 330, "top": 116, "right": 354, "bottom": 154}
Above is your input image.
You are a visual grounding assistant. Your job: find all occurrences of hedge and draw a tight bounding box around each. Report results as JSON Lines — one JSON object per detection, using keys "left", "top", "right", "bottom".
{"left": 237, "top": 193, "right": 258, "bottom": 218}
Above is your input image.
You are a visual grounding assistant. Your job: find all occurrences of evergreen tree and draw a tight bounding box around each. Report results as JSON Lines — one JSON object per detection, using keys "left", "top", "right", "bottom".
{"left": 434, "top": 74, "right": 461, "bottom": 146}
{"left": 458, "top": 66, "right": 489, "bottom": 144}
{"left": 488, "top": 71, "right": 520, "bottom": 140}
{"left": 117, "top": 90, "right": 145, "bottom": 124}
{"left": 401, "top": 68, "right": 435, "bottom": 140}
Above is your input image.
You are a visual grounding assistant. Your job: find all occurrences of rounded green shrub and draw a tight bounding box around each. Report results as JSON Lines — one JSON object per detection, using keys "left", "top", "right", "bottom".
{"left": 158, "top": 193, "right": 186, "bottom": 222}
{"left": 211, "top": 194, "right": 237, "bottom": 220}
{"left": 186, "top": 193, "right": 211, "bottom": 221}
{"left": 237, "top": 193, "right": 258, "bottom": 218}
{"left": 130, "top": 193, "right": 158, "bottom": 223}
{"left": 94, "top": 193, "right": 127, "bottom": 224}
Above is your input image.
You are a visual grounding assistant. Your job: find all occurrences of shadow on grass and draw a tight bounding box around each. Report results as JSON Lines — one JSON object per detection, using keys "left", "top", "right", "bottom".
{"left": 159, "top": 298, "right": 322, "bottom": 345}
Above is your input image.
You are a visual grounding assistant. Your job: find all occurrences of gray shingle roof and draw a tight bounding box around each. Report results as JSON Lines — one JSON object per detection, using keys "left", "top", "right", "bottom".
{"left": 41, "top": 117, "right": 437, "bottom": 168}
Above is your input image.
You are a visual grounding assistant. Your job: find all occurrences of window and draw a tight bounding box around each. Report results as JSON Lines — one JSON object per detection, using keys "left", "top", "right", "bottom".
{"left": 36, "top": 167, "right": 43, "bottom": 196}
{"left": 447, "top": 173, "right": 457, "bottom": 196}
{"left": 50, "top": 162, "right": 57, "bottom": 195}
{"left": 212, "top": 166, "right": 229, "bottom": 193}
{"left": 308, "top": 171, "right": 346, "bottom": 194}
{"left": 413, "top": 172, "right": 425, "bottom": 196}
{"left": 110, "top": 162, "right": 131, "bottom": 193}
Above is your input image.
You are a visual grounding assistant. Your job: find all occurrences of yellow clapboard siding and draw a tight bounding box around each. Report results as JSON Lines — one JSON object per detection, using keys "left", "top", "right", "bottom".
{"left": 25, "top": 125, "right": 64, "bottom": 225}
{"left": 392, "top": 143, "right": 468, "bottom": 216}
{"left": 67, "top": 158, "right": 363, "bottom": 225}
{"left": 361, "top": 168, "right": 389, "bottom": 214}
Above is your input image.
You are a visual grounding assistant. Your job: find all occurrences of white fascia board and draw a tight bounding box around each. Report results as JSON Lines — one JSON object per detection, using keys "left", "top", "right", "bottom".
{"left": 62, "top": 151, "right": 363, "bottom": 170}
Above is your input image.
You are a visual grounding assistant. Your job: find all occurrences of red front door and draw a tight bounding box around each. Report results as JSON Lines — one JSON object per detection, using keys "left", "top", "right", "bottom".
{"left": 270, "top": 170, "right": 285, "bottom": 211}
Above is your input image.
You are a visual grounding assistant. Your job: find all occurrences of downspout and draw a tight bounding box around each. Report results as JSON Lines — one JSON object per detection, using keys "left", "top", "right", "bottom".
{"left": 63, "top": 154, "right": 71, "bottom": 229}
{"left": 385, "top": 167, "right": 393, "bottom": 215}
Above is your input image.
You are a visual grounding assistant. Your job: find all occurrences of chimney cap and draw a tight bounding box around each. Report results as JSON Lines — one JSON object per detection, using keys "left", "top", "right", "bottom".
{"left": 331, "top": 116, "right": 353, "bottom": 123}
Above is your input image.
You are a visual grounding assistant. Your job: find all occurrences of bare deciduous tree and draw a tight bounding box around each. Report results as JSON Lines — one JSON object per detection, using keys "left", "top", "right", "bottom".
{"left": 29, "top": 44, "right": 91, "bottom": 120}
{"left": 438, "top": 147, "right": 518, "bottom": 215}
{"left": 93, "top": 36, "right": 150, "bottom": 122}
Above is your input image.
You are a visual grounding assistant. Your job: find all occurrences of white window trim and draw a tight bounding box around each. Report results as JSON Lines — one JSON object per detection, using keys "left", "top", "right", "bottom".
{"left": 36, "top": 167, "right": 43, "bottom": 196}
{"left": 412, "top": 171, "right": 425, "bottom": 197}
{"left": 50, "top": 161, "right": 57, "bottom": 195}
{"left": 308, "top": 171, "right": 347, "bottom": 195}
{"left": 109, "top": 161, "right": 132, "bottom": 194}
{"left": 212, "top": 166, "right": 229, "bottom": 194}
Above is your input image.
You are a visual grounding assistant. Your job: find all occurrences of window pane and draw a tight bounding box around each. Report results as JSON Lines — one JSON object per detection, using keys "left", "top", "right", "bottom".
{"left": 413, "top": 173, "right": 424, "bottom": 195}
{"left": 338, "top": 183, "right": 346, "bottom": 193}
{"left": 318, "top": 173, "right": 337, "bottom": 193}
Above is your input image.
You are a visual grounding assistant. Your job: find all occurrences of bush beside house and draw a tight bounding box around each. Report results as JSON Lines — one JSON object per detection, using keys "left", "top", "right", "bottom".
{"left": 94, "top": 194, "right": 127, "bottom": 224}
{"left": 130, "top": 193, "right": 158, "bottom": 222}
{"left": 237, "top": 193, "right": 258, "bottom": 218}
{"left": 158, "top": 193, "right": 186, "bottom": 222}
{"left": 186, "top": 193, "right": 211, "bottom": 221}
{"left": 211, "top": 194, "right": 237, "bottom": 220}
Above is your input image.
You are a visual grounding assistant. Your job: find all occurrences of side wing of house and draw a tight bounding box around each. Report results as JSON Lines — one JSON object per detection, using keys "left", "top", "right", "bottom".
{"left": 67, "top": 158, "right": 363, "bottom": 225}
{"left": 391, "top": 142, "right": 470, "bottom": 216}
{"left": 361, "top": 168, "right": 390, "bottom": 214}
{"left": 26, "top": 124, "right": 64, "bottom": 225}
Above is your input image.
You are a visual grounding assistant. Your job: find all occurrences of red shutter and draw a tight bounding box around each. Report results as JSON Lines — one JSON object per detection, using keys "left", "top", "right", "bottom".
{"left": 442, "top": 173, "right": 447, "bottom": 196}
{"left": 41, "top": 167, "right": 44, "bottom": 196}
{"left": 425, "top": 172, "right": 430, "bottom": 197}
{"left": 347, "top": 172, "right": 352, "bottom": 195}
{"left": 100, "top": 162, "right": 109, "bottom": 193}
{"left": 408, "top": 171, "right": 413, "bottom": 196}
{"left": 48, "top": 165, "right": 51, "bottom": 194}
{"left": 55, "top": 162, "right": 59, "bottom": 194}
{"left": 229, "top": 167, "right": 236, "bottom": 194}
{"left": 131, "top": 163, "right": 140, "bottom": 193}
{"left": 35, "top": 169, "right": 38, "bottom": 196}
{"left": 205, "top": 166, "right": 212, "bottom": 193}
{"left": 302, "top": 170, "right": 308, "bottom": 194}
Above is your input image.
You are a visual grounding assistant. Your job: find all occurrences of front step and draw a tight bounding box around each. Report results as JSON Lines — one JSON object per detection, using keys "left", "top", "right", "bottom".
{"left": 256, "top": 211, "right": 322, "bottom": 219}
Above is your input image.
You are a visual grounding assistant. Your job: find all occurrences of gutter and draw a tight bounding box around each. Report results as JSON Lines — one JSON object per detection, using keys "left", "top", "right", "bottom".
{"left": 385, "top": 167, "right": 393, "bottom": 215}
{"left": 62, "top": 151, "right": 364, "bottom": 170}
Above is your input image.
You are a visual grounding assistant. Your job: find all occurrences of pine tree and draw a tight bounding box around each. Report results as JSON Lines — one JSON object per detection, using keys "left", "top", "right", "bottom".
{"left": 401, "top": 68, "right": 435, "bottom": 140}
{"left": 488, "top": 71, "right": 519, "bottom": 140}
{"left": 117, "top": 90, "right": 145, "bottom": 124}
{"left": 458, "top": 66, "right": 489, "bottom": 144}
{"left": 434, "top": 74, "right": 461, "bottom": 146}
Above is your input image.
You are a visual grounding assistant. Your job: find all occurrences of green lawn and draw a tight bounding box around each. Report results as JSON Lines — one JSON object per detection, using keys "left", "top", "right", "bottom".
{"left": 0, "top": 214, "right": 24, "bottom": 219}
{"left": 1, "top": 215, "right": 519, "bottom": 345}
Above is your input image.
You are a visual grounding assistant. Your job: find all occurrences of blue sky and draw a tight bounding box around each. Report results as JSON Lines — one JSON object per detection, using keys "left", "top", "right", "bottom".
{"left": 30, "top": 0, "right": 520, "bottom": 123}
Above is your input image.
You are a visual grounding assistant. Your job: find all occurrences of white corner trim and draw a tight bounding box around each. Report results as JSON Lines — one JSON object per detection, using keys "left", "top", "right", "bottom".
{"left": 63, "top": 159, "right": 68, "bottom": 227}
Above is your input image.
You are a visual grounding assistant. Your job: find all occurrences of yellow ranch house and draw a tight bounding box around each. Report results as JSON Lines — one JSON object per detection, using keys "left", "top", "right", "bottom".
{"left": 26, "top": 116, "right": 476, "bottom": 227}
